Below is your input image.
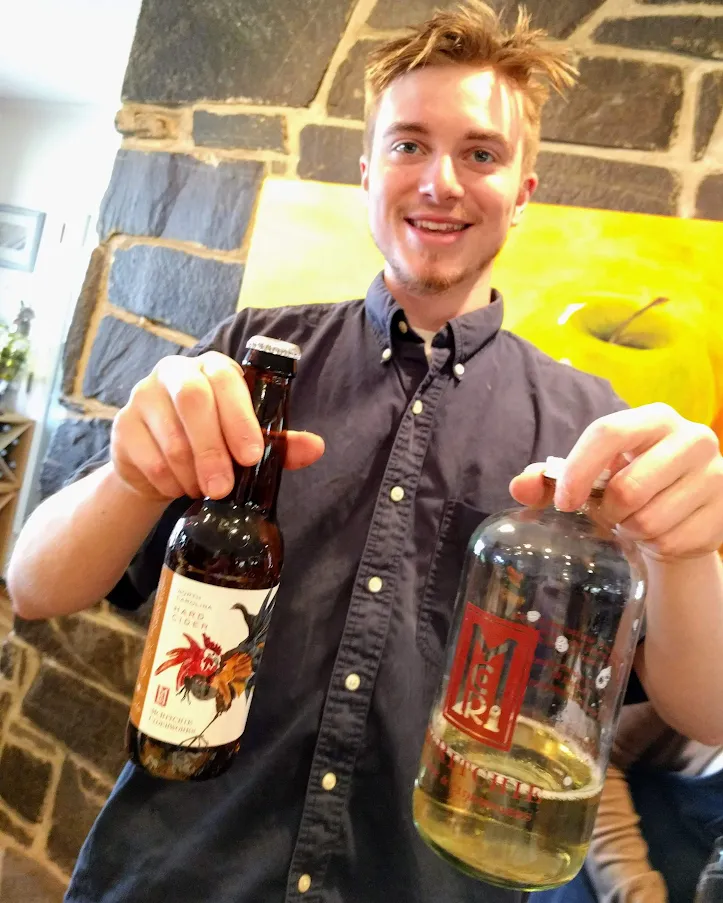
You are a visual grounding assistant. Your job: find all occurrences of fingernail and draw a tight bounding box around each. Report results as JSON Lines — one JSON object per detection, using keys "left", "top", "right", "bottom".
{"left": 555, "top": 486, "right": 573, "bottom": 510}
{"left": 242, "top": 442, "right": 264, "bottom": 464}
{"left": 207, "top": 475, "right": 231, "bottom": 498}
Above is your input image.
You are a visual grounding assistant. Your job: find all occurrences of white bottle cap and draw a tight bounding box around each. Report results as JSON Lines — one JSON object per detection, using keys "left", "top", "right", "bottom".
{"left": 544, "top": 456, "right": 612, "bottom": 491}
{"left": 246, "top": 335, "right": 301, "bottom": 360}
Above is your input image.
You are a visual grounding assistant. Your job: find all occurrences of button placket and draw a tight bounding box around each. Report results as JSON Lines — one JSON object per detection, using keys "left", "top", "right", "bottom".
{"left": 285, "top": 365, "right": 452, "bottom": 903}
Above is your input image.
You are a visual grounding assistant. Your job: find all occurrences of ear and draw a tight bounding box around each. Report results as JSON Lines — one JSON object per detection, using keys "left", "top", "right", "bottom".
{"left": 360, "top": 155, "right": 369, "bottom": 193}
{"left": 511, "top": 173, "right": 538, "bottom": 227}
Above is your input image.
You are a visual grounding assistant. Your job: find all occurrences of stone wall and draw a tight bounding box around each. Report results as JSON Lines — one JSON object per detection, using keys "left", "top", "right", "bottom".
{"left": 0, "top": 0, "right": 721, "bottom": 893}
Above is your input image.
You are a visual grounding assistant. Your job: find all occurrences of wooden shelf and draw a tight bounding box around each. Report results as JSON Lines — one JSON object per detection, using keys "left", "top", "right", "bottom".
{"left": 0, "top": 495, "right": 15, "bottom": 514}
{"left": 0, "top": 423, "right": 31, "bottom": 451}
{"left": 0, "top": 409, "right": 34, "bottom": 568}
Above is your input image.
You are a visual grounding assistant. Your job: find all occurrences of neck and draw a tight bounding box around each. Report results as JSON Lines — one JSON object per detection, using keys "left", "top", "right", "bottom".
{"left": 229, "top": 433, "right": 286, "bottom": 518}
{"left": 383, "top": 266, "right": 493, "bottom": 333}
{"left": 213, "top": 372, "right": 290, "bottom": 520}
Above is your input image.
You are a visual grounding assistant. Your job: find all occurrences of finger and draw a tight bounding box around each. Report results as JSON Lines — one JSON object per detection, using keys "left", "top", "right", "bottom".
{"left": 112, "top": 414, "right": 186, "bottom": 501}
{"left": 638, "top": 500, "right": 722, "bottom": 560}
{"left": 600, "top": 426, "right": 714, "bottom": 526}
{"left": 509, "top": 462, "right": 549, "bottom": 508}
{"left": 196, "top": 352, "right": 265, "bottom": 468}
{"left": 156, "top": 356, "right": 236, "bottom": 499}
{"left": 284, "top": 431, "right": 325, "bottom": 470}
{"left": 557, "top": 403, "right": 680, "bottom": 511}
{"left": 138, "top": 393, "right": 202, "bottom": 499}
{"left": 607, "top": 452, "right": 631, "bottom": 478}
{"left": 615, "top": 468, "right": 710, "bottom": 543}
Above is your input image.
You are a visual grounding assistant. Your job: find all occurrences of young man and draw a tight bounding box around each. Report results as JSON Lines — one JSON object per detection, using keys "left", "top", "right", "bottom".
{"left": 8, "top": 4, "right": 723, "bottom": 902}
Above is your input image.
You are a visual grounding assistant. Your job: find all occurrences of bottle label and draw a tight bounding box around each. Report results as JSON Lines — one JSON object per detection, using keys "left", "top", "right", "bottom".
{"left": 444, "top": 605, "right": 538, "bottom": 751}
{"left": 131, "top": 566, "right": 279, "bottom": 749}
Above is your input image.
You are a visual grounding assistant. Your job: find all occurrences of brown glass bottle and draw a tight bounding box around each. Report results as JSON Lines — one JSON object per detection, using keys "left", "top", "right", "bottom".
{"left": 126, "top": 336, "right": 299, "bottom": 781}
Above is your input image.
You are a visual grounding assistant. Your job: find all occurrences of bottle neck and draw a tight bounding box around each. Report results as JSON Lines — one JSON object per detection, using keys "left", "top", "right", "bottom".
{"left": 215, "top": 367, "right": 291, "bottom": 519}
{"left": 541, "top": 476, "right": 605, "bottom": 513}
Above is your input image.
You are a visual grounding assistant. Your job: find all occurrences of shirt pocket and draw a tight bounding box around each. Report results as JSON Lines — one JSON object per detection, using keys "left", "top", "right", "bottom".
{"left": 417, "top": 499, "right": 489, "bottom": 670}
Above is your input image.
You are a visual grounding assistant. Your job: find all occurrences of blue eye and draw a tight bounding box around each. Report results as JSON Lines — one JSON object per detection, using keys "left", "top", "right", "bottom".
{"left": 393, "top": 141, "right": 420, "bottom": 155}
{"left": 473, "top": 150, "right": 494, "bottom": 164}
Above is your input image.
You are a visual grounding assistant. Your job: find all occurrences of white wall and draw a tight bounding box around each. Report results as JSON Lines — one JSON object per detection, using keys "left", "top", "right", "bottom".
{"left": 0, "top": 100, "right": 120, "bottom": 317}
{"left": 0, "top": 1, "right": 143, "bottom": 105}
{"left": 0, "top": 99, "right": 122, "bottom": 559}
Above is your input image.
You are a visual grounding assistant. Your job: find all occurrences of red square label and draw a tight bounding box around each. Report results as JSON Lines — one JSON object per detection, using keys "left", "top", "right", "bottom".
{"left": 155, "top": 685, "right": 170, "bottom": 707}
{"left": 443, "top": 605, "right": 538, "bottom": 751}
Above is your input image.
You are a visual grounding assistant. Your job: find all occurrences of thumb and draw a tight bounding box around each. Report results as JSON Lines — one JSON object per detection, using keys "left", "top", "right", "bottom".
{"left": 284, "top": 430, "right": 325, "bottom": 470}
{"left": 509, "top": 462, "right": 549, "bottom": 508}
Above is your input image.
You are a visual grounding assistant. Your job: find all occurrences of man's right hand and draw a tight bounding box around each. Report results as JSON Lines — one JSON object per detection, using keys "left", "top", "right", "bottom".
{"left": 111, "top": 352, "right": 325, "bottom": 502}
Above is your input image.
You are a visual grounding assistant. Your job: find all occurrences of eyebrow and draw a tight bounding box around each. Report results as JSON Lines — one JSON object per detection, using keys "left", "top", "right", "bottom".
{"left": 382, "top": 122, "right": 430, "bottom": 139}
{"left": 383, "top": 121, "right": 513, "bottom": 155}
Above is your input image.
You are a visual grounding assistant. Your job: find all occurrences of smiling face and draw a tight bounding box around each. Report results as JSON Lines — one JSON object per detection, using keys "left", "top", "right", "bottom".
{"left": 361, "top": 64, "right": 537, "bottom": 318}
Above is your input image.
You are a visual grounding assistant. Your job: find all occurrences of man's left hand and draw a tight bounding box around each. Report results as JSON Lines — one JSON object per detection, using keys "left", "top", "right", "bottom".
{"left": 509, "top": 403, "right": 723, "bottom": 561}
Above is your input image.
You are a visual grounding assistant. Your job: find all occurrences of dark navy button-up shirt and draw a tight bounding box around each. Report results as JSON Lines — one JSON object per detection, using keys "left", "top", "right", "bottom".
{"left": 66, "top": 274, "right": 634, "bottom": 903}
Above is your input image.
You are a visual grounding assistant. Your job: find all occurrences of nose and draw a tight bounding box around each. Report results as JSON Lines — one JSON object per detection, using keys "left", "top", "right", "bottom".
{"left": 419, "top": 153, "right": 464, "bottom": 202}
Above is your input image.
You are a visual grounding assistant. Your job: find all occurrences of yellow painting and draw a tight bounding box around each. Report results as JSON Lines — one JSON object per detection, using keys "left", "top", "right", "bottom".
{"left": 240, "top": 177, "right": 723, "bottom": 434}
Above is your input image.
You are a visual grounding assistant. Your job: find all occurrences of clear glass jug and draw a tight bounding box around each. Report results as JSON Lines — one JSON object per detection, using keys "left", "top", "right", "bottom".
{"left": 695, "top": 837, "right": 723, "bottom": 903}
{"left": 413, "top": 458, "right": 647, "bottom": 891}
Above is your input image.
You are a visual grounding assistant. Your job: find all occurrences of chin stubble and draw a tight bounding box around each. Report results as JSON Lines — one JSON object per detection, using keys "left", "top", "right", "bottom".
{"left": 391, "top": 253, "right": 492, "bottom": 296}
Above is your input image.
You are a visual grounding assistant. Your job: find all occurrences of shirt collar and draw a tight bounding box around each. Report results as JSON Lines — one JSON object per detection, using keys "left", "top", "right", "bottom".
{"left": 364, "top": 271, "right": 504, "bottom": 365}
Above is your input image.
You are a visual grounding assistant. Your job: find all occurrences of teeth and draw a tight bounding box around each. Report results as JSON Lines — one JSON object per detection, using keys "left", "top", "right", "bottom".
{"left": 412, "top": 220, "right": 467, "bottom": 233}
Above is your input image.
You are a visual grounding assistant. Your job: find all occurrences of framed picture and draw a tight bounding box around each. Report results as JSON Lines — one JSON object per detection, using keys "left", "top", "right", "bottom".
{"left": 0, "top": 204, "right": 46, "bottom": 272}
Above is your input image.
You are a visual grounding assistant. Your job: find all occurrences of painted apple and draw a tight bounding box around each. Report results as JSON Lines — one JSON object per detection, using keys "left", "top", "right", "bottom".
{"left": 512, "top": 293, "right": 717, "bottom": 426}
{"left": 708, "top": 331, "right": 723, "bottom": 449}
{"left": 711, "top": 399, "right": 723, "bottom": 450}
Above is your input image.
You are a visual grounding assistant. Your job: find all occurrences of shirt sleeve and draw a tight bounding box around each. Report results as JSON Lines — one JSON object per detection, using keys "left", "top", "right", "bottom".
{"left": 64, "top": 309, "right": 256, "bottom": 611}
{"left": 593, "top": 388, "right": 648, "bottom": 706}
{"left": 553, "top": 373, "right": 643, "bottom": 706}
{"left": 623, "top": 667, "right": 648, "bottom": 706}
{"left": 588, "top": 377, "right": 629, "bottom": 419}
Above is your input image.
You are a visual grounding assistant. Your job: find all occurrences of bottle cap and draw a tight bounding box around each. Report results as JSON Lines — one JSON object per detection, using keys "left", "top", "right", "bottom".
{"left": 544, "top": 456, "right": 612, "bottom": 491}
{"left": 246, "top": 335, "right": 301, "bottom": 360}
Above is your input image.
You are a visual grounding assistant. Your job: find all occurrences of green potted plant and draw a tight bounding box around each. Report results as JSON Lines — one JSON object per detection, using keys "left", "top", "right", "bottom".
{"left": 0, "top": 303, "right": 34, "bottom": 398}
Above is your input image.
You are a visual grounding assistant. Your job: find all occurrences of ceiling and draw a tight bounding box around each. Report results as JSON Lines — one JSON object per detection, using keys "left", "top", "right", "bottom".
{"left": 0, "top": 0, "right": 143, "bottom": 105}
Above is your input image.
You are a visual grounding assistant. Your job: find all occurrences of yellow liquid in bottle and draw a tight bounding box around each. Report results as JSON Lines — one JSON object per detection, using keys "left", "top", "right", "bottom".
{"left": 413, "top": 716, "right": 602, "bottom": 891}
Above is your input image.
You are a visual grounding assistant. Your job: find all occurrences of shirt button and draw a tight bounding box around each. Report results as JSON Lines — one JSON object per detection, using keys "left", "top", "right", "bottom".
{"left": 368, "top": 576, "right": 383, "bottom": 593}
{"left": 298, "top": 874, "right": 312, "bottom": 894}
{"left": 321, "top": 772, "right": 337, "bottom": 791}
{"left": 390, "top": 486, "right": 405, "bottom": 502}
{"left": 398, "top": 320, "right": 408, "bottom": 334}
{"left": 381, "top": 348, "right": 392, "bottom": 362}
{"left": 412, "top": 400, "right": 424, "bottom": 415}
{"left": 345, "top": 673, "right": 361, "bottom": 691}
{"left": 454, "top": 363, "right": 465, "bottom": 378}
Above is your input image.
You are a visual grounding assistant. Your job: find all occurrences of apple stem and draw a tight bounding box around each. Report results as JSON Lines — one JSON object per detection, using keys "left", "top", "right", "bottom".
{"left": 607, "top": 296, "right": 669, "bottom": 346}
